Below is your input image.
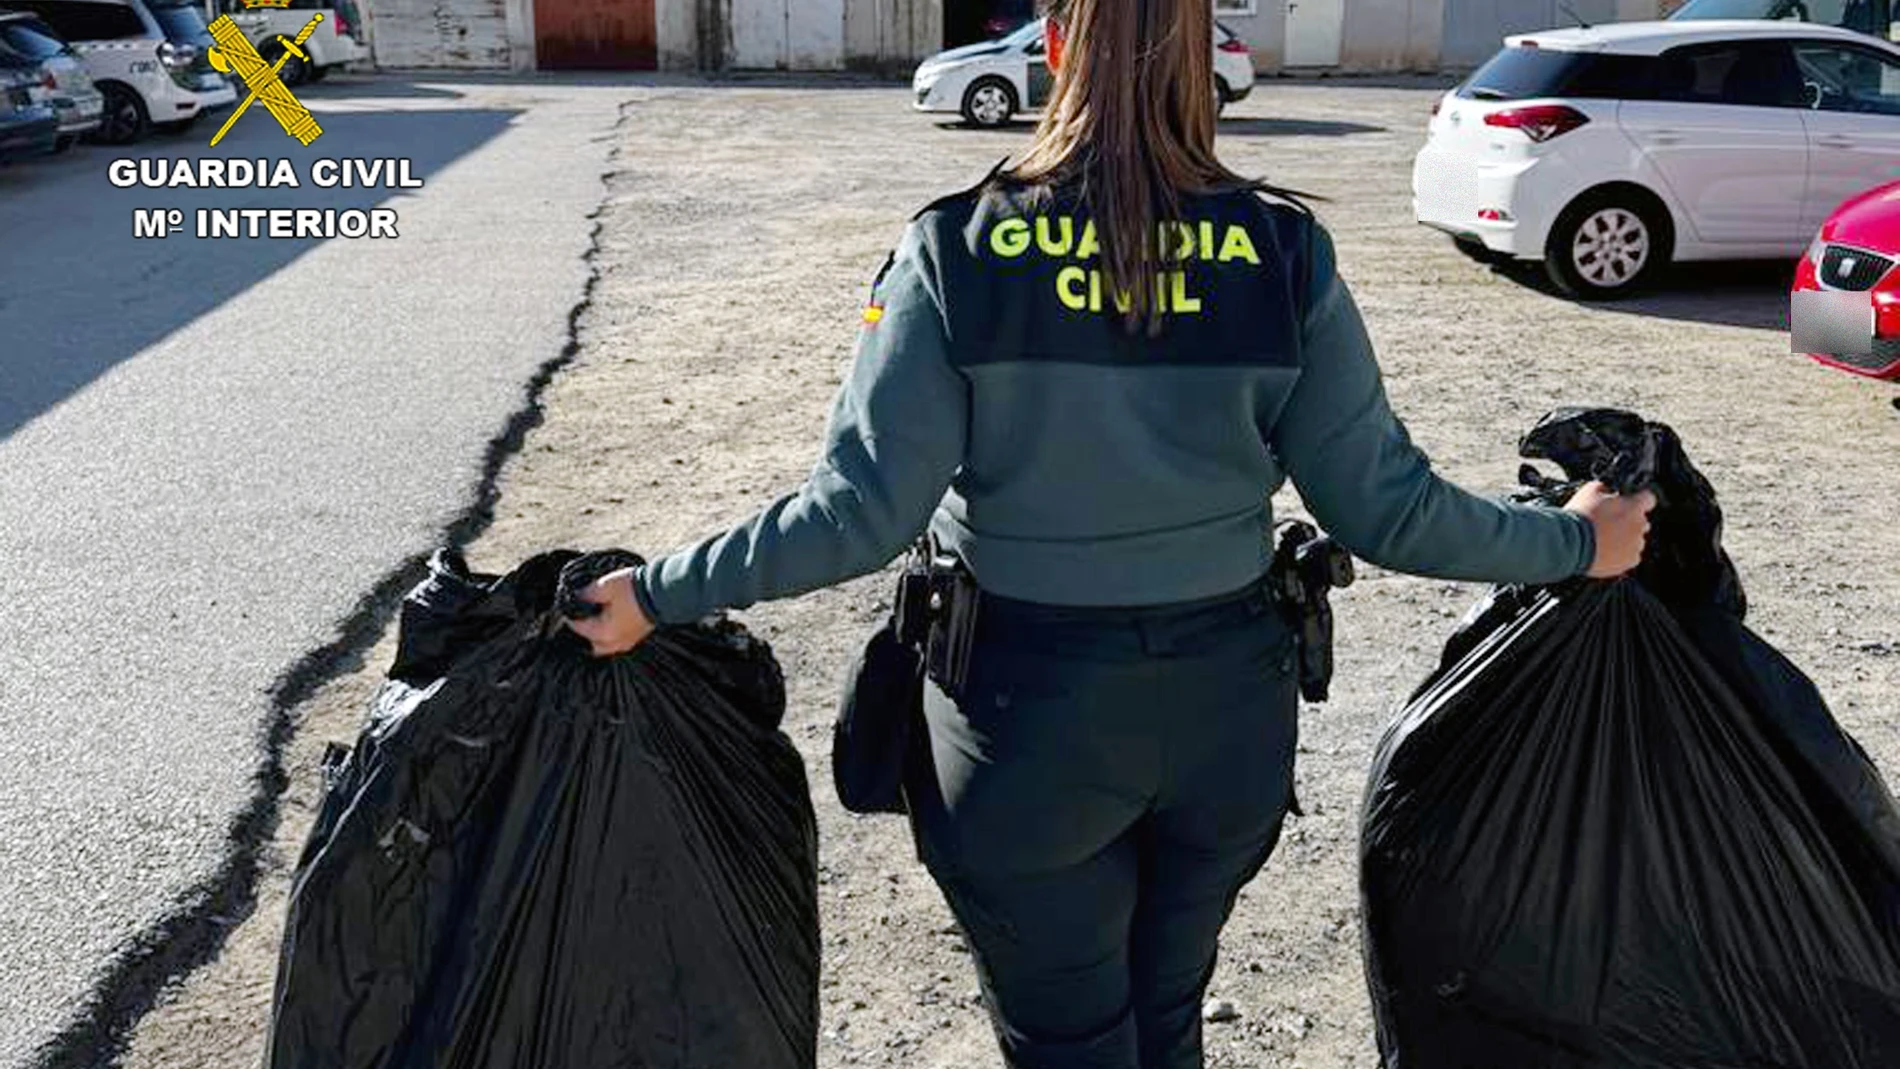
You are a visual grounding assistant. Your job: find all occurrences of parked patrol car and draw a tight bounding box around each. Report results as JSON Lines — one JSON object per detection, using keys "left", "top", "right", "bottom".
{"left": 0, "top": 9, "right": 103, "bottom": 149}
{"left": 214, "top": 0, "right": 365, "bottom": 88}
{"left": 913, "top": 17, "right": 1257, "bottom": 127}
{"left": 5, "top": 0, "right": 233, "bottom": 143}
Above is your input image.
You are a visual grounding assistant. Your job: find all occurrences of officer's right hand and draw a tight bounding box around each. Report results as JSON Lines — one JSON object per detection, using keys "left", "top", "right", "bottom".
{"left": 1565, "top": 481, "right": 1657, "bottom": 579}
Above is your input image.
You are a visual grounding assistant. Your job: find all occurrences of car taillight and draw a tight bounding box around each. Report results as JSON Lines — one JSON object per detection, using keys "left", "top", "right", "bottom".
{"left": 42, "top": 70, "right": 57, "bottom": 91}
{"left": 335, "top": 11, "right": 352, "bottom": 37}
{"left": 1483, "top": 104, "right": 1588, "bottom": 143}
{"left": 1219, "top": 38, "right": 1249, "bottom": 53}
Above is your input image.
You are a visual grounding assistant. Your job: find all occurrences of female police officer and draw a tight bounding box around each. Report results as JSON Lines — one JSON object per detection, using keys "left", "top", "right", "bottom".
{"left": 567, "top": 0, "right": 1655, "bottom": 1065}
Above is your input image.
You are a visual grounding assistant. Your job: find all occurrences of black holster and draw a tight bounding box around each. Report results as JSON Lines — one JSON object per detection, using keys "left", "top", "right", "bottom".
{"left": 895, "top": 537, "right": 980, "bottom": 700}
{"left": 1267, "top": 521, "right": 1355, "bottom": 703}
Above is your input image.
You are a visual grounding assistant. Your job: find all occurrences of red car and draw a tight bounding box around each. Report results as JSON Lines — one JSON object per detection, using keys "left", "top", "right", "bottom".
{"left": 1793, "top": 180, "right": 1900, "bottom": 380}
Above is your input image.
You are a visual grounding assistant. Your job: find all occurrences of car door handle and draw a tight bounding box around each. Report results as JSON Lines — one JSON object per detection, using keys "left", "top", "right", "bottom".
{"left": 1649, "top": 130, "right": 1683, "bottom": 144}
{"left": 1815, "top": 134, "right": 1855, "bottom": 148}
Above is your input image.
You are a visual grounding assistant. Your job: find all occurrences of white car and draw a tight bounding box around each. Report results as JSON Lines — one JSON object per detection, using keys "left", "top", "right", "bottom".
{"left": 8, "top": 0, "right": 235, "bottom": 143}
{"left": 913, "top": 18, "right": 1257, "bottom": 128}
{"left": 216, "top": 0, "right": 367, "bottom": 87}
{"left": 1414, "top": 20, "right": 1900, "bottom": 298}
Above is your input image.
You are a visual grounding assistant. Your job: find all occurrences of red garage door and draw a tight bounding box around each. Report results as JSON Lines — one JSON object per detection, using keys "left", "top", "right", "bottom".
{"left": 535, "top": 0, "right": 655, "bottom": 69}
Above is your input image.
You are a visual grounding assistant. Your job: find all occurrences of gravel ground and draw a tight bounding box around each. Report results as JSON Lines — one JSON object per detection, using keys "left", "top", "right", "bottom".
{"left": 122, "top": 79, "right": 1900, "bottom": 1069}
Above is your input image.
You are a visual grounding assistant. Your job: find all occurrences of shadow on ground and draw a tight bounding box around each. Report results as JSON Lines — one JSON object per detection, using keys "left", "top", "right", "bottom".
{"left": 295, "top": 77, "right": 466, "bottom": 100}
{"left": 0, "top": 103, "right": 519, "bottom": 442}
{"left": 1493, "top": 258, "right": 1797, "bottom": 332}
{"left": 1219, "top": 117, "right": 1386, "bottom": 137}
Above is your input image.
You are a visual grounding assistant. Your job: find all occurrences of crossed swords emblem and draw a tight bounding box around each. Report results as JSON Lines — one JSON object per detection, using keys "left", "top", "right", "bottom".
{"left": 205, "top": 13, "right": 324, "bottom": 147}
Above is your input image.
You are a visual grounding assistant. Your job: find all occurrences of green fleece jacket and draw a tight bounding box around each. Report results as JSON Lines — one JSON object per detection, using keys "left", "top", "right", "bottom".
{"left": 632, "top": 184, "right": 1593, "bottom": 624}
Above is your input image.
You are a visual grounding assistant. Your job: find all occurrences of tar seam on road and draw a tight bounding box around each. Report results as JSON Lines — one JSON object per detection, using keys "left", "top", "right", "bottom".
{"left": 26, "top": 99, "right": 632, "bottom": 1069}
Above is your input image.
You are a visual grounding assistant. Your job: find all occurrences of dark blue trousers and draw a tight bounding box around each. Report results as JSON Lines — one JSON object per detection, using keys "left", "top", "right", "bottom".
{"left": 905, "top": 582, "right": 1301, "bottom": 1069}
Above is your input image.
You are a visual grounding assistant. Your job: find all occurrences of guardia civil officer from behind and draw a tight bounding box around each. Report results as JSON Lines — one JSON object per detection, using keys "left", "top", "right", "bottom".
{"left": 568, "top": 0, "right": 1654, "bottom": 1064}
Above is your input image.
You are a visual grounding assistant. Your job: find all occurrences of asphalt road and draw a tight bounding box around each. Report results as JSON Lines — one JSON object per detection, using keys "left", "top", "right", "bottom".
{"left": 0, "top": 75, "right": 626, "bottom": 1066}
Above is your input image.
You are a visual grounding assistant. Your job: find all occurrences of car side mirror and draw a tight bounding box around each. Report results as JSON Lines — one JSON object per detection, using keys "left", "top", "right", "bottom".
{"left": 1803, "top": 80, "right": 1823, "bottom": 107}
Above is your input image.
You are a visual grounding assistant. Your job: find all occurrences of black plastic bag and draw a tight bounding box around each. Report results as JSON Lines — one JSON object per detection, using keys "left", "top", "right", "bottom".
{"left": 1361, "top": 409, "right": 1900, "bottom": 1068}
{"left": 265, "top": 549, "right": 820, "bottom": 1069}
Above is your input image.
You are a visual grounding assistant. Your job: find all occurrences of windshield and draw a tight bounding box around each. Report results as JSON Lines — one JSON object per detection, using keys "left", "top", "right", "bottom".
{"left": 147, "top": 0, "right": 212, "bottom": 45}
{"left": 0, "top": 19, "right": 69, "bottom": 59}
{"left": 1004, "top": 19, "right": 1044, "bottom": 47}
{"left": 1670, "top": 0, "right": 1782, "bottom": 15}
{"left": 1671, "top": 0, "right": 1875, "bottom": 23}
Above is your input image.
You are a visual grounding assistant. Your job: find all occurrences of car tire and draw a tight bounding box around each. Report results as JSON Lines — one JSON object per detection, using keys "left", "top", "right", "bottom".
{"left": 961, "top": 77, "right": 1017, "bottom": 128}
{"left": 90, "top": 83, "right": 148, "bottom": 146}
{"left": 1543, "top": 189, "right": 1671, "bottom": 300}
{"left": 261, "top": 42, "right": 311, "bottom": 88}
{"left": 53, "top": 135, "right": 75, "bottom": 154}
{"left": 308, "top": 63, "right": 329, "bottom": 82}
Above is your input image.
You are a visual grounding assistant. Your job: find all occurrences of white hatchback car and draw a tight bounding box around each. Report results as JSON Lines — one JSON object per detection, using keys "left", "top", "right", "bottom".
{"left": 913, "top": 18, "right": 1256, "bottom": 128}
{"left": 1414, "top": 20, "right": 1900, "bottom": 298}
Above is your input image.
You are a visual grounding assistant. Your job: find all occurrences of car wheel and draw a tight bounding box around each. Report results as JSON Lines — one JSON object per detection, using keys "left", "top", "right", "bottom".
{"left": 307, "top": 63, "right": 329, "bottom": 82}
{"left": 53, "top": 135, "right": 75, "bottom": 154}
{"left": 961, "top": 77, "right": 1017, "bottom": 128}
{"left": 90, "top": 83, "right": 148, "bottom": 145}
{"left": 261, "top": 42, "right": 311, "bottom": 88}
{"left": 1544, "top": 191, "right": 1670, "bottom": 300}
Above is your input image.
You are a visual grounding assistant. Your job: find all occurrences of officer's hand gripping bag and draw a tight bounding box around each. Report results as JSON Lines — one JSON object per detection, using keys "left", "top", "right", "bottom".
{"left": 263, "top": 549, "right": 820, "bottom": 1069}
{"left": 1360, "top": 408, "right": 1900, "bottom": 1069}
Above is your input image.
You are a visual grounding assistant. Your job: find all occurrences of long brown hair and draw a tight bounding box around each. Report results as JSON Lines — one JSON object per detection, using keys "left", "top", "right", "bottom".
{"left": 1007, "top": 0, "right": 1257, "bottom": 333}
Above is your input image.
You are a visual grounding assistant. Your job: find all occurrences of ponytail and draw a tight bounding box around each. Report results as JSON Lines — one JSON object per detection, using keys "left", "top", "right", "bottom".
{"left": 1007, "top": 0, "right": 1255, "bottom": 335}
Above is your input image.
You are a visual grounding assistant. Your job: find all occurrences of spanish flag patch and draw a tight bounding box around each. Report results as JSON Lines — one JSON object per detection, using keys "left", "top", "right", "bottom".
{"left": 863, "top": 303, "right": 885, "bottom": 326}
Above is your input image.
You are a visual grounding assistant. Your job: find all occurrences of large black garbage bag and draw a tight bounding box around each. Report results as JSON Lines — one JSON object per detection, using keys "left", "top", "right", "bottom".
{"left": 1361, "top": 408, "right": 1900, "bottom": 1068}
{"left": 264, "top": 549, "right": 820, "bottom": 1069}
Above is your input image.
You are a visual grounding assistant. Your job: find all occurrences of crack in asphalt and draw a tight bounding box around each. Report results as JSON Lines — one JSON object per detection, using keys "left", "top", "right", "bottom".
{"left": 27, "top": 100, "right": 631, "bottom": 1069}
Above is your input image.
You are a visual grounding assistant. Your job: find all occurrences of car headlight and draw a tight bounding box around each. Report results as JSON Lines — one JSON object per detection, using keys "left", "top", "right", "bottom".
{"left": 913, "top": 66, "right": 941, "bottom": 90}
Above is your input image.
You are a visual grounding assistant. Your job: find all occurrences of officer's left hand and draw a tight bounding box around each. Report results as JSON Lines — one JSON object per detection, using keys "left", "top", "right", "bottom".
{"left": 565, "top": 567, "right": 656, "bottom": 657}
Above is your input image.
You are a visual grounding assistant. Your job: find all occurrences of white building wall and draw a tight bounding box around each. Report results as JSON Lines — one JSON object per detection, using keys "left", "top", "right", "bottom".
{"left": 369, "top": 0, "right": 515, "bottom": 67}
{"left": 725, "top": 0, "right": 845, "bottom": 68}
{"left": 1340, "top": 0, "right": 1443, "bottom": 70}
{"left": 655, "top": 0, "right": 931, "bottom": 71}
{"left": 844, "top": 0, "right": 941, "bottom": 71}
{"left": 657, "top": 0, "right": 701, "bottom": 70}
{"left": 1223, "top": 0, "right": 1667, "bottom": 74}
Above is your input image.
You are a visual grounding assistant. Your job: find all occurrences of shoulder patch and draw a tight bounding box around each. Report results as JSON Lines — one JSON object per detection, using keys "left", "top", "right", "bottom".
{"left": 862, "top": 251, "right": 896, "bottom": 323}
